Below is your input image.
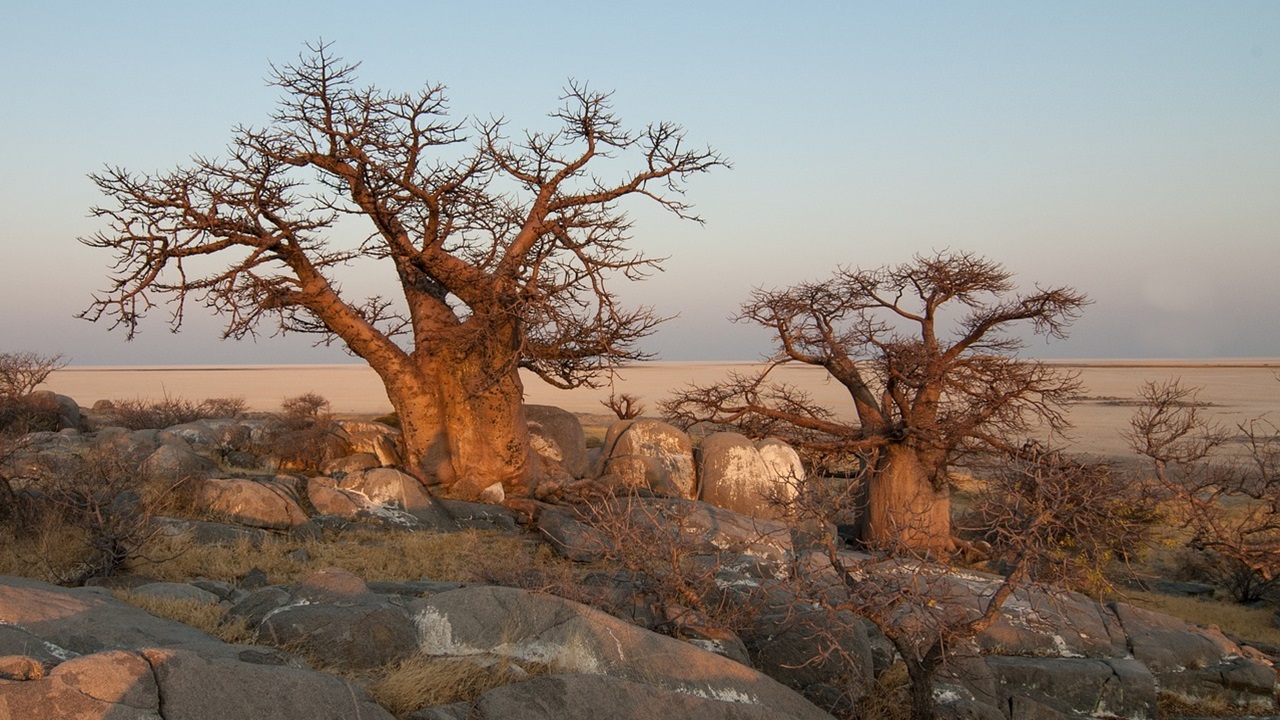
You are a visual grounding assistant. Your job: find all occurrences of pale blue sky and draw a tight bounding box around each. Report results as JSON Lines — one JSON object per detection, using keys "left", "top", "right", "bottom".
{"left": 1, "top": 1, "right": 1276, "bottom": 364}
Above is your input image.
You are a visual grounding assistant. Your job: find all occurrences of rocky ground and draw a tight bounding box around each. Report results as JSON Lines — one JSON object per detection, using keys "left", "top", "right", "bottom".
{"left": 1, "top": 393, "right": 1277, "bottom": 719}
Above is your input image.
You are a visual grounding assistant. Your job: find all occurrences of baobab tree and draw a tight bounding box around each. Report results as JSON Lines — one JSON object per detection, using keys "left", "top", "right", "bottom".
{"left": 80, "top": 43, "right": 724, "bottom": 498}
{"left": 663, "top": 251, "right": 1088, "bottom": 553}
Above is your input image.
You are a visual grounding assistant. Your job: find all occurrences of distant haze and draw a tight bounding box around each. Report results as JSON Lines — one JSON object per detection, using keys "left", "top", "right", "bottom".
{"left": 3, "top": 2, "right": 1277, "bottom": 364}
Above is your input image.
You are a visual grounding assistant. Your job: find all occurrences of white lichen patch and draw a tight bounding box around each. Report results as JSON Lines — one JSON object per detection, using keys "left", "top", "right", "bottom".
{"left": 1052, "top": 634, "right": 1085, "bottom": 658}
{"left": 261, "top": 598, "right": 313, "bottom": 624}
{"left": 414, "top": 606, "right": 460, "bottom": 655}
{"left": 682, "top": 684, "right": 760, "bottom": 706}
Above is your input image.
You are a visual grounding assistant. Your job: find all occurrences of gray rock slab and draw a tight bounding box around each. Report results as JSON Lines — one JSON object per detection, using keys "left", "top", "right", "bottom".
{"left": 144, "top": 647, "right": 393, "bottom": 720}
{"left": 409, "top": 585, "right": 832, "bottom": 720}
{"left": 459, "top": 672, "right": 824, "bottom": 720}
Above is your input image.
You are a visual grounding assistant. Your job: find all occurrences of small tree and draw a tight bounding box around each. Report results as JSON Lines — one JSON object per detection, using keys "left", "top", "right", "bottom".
{"left": 81, "top": 42, "right": 724, "bottom": 499}
{"left": 0, "top": 352, "right": 65, "bottom": 399}
{"left": 663, "top": 251, "right": 1088, "bottom": 553}
{"left": 1126, "top": 378, "right": 1280, "bottom": 602}
{"left": 789, "top": 448, "right": 1148, "bottom": 720}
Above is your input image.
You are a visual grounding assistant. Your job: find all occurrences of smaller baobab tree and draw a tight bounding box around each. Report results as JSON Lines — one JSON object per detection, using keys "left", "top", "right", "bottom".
{"left": 663, "top": 251, "right": 1088, "bottom": 554}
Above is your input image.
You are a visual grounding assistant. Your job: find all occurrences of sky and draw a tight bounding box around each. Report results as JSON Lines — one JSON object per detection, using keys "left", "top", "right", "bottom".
{"left": 1, "top": 1, "right": 1277, "bottom": 365}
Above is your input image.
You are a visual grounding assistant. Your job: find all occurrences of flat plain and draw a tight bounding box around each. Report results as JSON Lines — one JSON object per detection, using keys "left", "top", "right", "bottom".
{"left": 46, "top": 359, "right": 1280, "bottom": 461}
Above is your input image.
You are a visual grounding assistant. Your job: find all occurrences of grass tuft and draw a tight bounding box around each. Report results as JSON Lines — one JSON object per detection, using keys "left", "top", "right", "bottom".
{"left": 367, "top": 655, "right": 551, "bottom": 718}
{"left": 111, "top": 589, "right": 255, "bottom": 645}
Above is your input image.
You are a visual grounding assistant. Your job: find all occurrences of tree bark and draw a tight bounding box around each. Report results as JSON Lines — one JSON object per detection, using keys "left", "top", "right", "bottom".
{"left": 858, "top": 444, "right": 953, "bottom": 554}
{"left": 381, "top": 347, "right": 532, "bottom": 500}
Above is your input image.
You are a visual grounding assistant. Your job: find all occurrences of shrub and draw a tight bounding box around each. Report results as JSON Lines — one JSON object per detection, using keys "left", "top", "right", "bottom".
{"left": 268, "top": 393, "right": 343, "bottom": 472}
{"left": 961, "top": 450, "right": 1161, "bottom": 595}
{"left": 109, "top": 393, "right": 247, "bottom": 430}
{"left": 1, "top": 444, "right": 196, "bottom": 585}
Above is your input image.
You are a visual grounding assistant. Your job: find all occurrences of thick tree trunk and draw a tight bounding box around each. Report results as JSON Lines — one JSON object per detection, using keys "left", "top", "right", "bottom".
{"left": 858, "top": 444, "right": 953, "bottom": 554}
{"left": 382, "top": 349, "right": 532, "bottom": 500}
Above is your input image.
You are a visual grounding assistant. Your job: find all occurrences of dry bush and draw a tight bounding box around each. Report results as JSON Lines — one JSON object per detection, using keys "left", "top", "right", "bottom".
{"left": 567, "top": 493, "right": 770, "bottom": 639}
{"left": 0, "top": 393, "right": 63, "bottom": 435}
{"left": 111, "top": 589, "right": 254, "bottom": 645}
{"left": 960, "top": 450, "right": 1161, "bottom": 595}
{"left": 2, "top": 444, "right": 197, "bottom": 585}
{"left": 368, "top": 655, "right": 553, "bottom": 718}
{"left": 109, "top": 393, "right": 247, "bottom": 430}
{"left": 1127, "top": 378, "right": 1280, "bottom": 602}
{"left": 267, "top": 392, "right": 345, "bottom": 472}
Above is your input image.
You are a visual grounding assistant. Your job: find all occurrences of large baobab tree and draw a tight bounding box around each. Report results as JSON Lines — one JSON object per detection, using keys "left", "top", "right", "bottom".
{"left": 81, "top": 43, "right": 724, "bottom": 499}
{"left": 663, "top": 251, "right": 1088, "bottom": 553}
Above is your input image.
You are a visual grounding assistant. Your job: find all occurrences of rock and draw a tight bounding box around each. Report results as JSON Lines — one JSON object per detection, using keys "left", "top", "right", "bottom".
{"left": 0, "top": 624, "right": 65, "bottom": 675}
{"left": 373, "top": 433, "right": 401, "bottom": 467}
{"left": 540, "top": 498, "right": 792, "bottom": 578}
{"left": 594, "top": 419, "right": 696, "bottom": 498}
{"left": 334, "top": 419, "right": 401, "bottom": 455}
{"left": 438, "top": 499, "right": 520, "bottom": 532}
{"left": 745, "top": 608, "right": 875, "bottom": 705}
{"left": 0, "top": 649, "right": 159, "bottom": 718}
{"left": 1152, "top": 580, "right": 1216, "bottom": 597}
{"left": 233, "top": 569, "right": 418, "bottom": 672}
{"left": 410, "top": 585, "right": 831, "bottom": 720}
{"left": 0, "top": 575, "right": 236, "bottom": 661}
{"left": 537, "top": 506, "right": 611, "bottom": 563}
{"left": 189, "top": 579, "right": 247, "bottom": 604}
{"left": 526, "top": 405, "right": 589, "bottom": 479}
{"left": 368, "top": 580, "right": 467, "bottom": 598}
{"left": 338, "top": 467, "right": 456, "bottom": 526}
{"left": 321, "top": 452, "right": 381, "bottom": 476}
{"left": 1111, "top": 601, "right": 1278, "bottom": 712}
{"left": 143, "top": 647, "right": 393, "bottom": 719}
{"left": 479, "top": 482, "right": 505, "bottom": 504}
{"left": 984, "top": 656, "right": 1156, "bottom": 720}
{"left": 259, "top": 601, "right": 417, "bottom": 670}
{"left": 163, "top": 420, "right": 220, "bottom": 446}
{"left": 27, "top": 390, "right": 81, "bottom": 430}
{"left": 152, "top": 516, "right": 267, "bottom": 546}
{"left": 1110, "top": 601, "right": 1240, "bottom": 672}
{"left": 197, "top": 477, "right": 310, "bottom": 529}
{"left": 755, "top": 437, "right": 803, "bottom": 500}
{"left": 306, "top": 476, "right": 368, "bottom": 518}
{"left": 141, "top": 442, "right": 217, "bottom": 479}
{"left": 978, "top": 586, "right": 1126, "bottom": 659}
{"left": 699, "top": 432, "right": 795, "bottom": 520}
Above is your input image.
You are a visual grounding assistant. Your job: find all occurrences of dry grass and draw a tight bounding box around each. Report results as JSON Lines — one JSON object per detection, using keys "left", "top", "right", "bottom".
{"left": 367, "top": 655, "right": 553, "bottom": 718}
{"left": 0, "top": 520, "right": 97, "bottom": 583}
{"left": 1121, "top": 589, "right": 1280, "bottom": 648}
{"left": 1157, "top": 690, "right": 1267, "bottom": 718}
{"left": 855, "top": 662, "right": 911, "bottom": 720}
{"left": 111, "top": 589, "right": 255, "bottom": 645}
{"left": 132, "top": 527, "right": 579, "bottom": 589}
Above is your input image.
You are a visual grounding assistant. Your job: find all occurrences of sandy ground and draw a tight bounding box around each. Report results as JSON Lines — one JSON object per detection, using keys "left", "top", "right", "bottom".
{"left": 46, "top": 360, "right": 1280, "bottom": 461}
